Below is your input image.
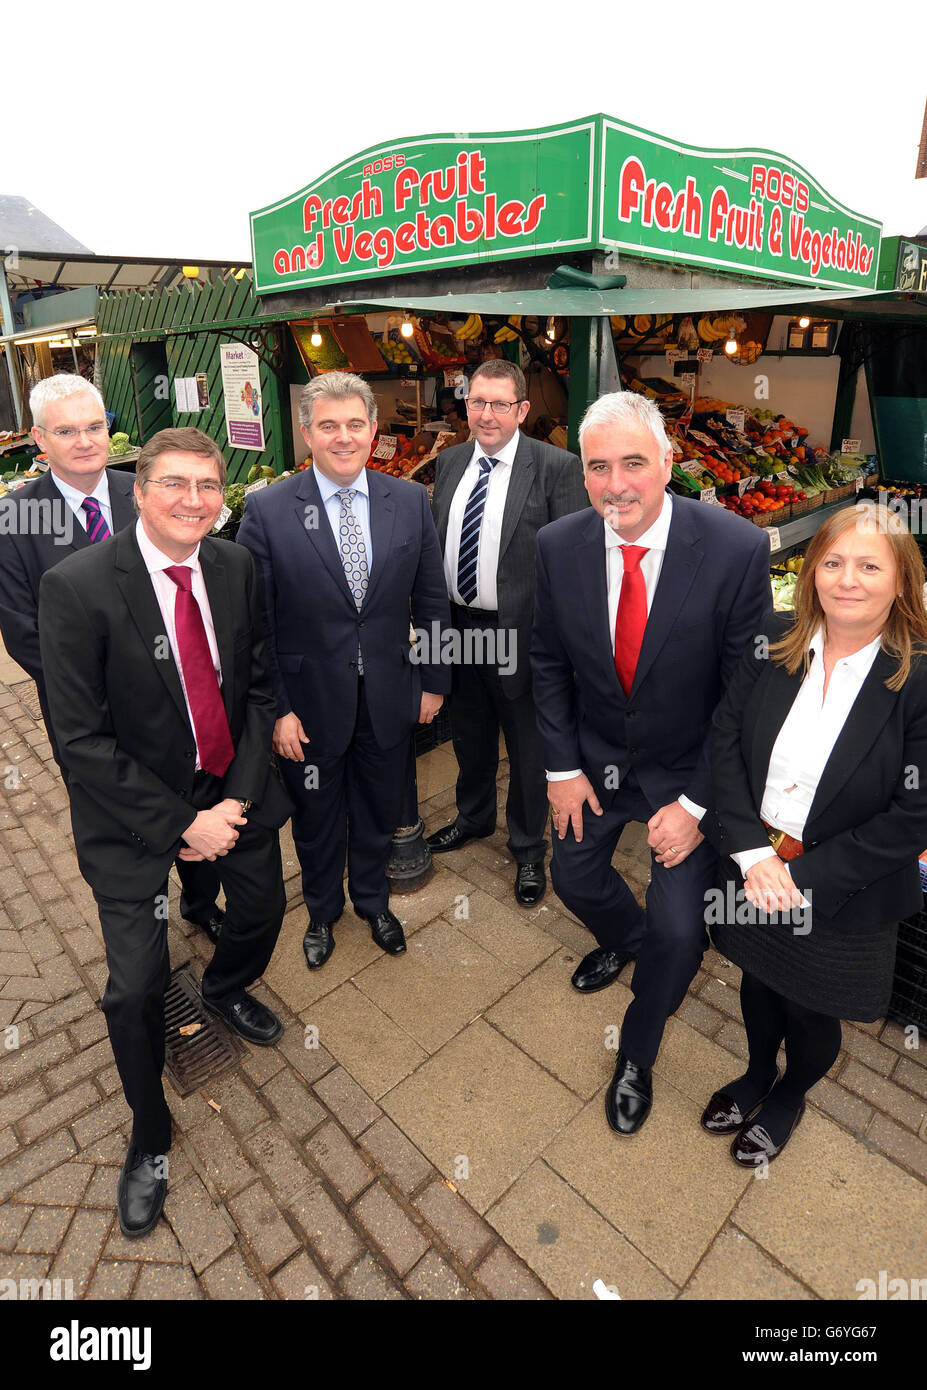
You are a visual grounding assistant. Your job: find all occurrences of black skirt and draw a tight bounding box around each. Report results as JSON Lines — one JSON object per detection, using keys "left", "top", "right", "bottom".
{"left": 708, "top": 860, "right": 898, "bottom": 1021}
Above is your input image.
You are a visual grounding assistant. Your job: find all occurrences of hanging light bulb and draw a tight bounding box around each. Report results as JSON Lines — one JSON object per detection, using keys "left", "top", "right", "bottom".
{"left": 310, "top": 320, "right": 322, "bottom": 347}
{"left": 400, "top": 315, "right": 415, "bottom": 338}
{"left": 798, "top": 315, "right": 811, "bottom": 329}
{"left": 724, "top": 316, "right": 738, "bottom": 355}
{"left": 545, "top": 316, "right": 556, "bottom": 343}
{"left": 182, "top": 266, "right": 199, "bottom": 279}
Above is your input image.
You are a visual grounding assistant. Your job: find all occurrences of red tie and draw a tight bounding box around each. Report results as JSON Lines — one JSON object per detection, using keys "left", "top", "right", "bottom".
{"left": 163, "top": 566, "right": 234, "bottom": 776}
{"left": 614, "top": 545, "right": 649, "bottom": 696}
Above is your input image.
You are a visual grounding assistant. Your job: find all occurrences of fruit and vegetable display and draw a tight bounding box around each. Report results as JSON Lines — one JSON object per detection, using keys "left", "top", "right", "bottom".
{"left": 108, "top": 432, "right": 134, "bottom": 457}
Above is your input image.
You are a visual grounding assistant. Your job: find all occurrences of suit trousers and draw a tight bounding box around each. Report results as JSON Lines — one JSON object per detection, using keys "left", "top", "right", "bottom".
{"left": 95, "top": 782, "right": 286, "bottom": 1154}
{"left": 550, "top": 774, "right": 716, "bottom": 1068}
{"left": 448, "top": 605, "right": 548, "bottom": 863}
{"left": 281, "top": 677, "right": 408, "bottom": 921}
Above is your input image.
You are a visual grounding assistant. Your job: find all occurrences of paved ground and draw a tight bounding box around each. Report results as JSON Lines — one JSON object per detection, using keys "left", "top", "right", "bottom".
{"left": 1, "top": 639, "right": 926, "bottom": 1301}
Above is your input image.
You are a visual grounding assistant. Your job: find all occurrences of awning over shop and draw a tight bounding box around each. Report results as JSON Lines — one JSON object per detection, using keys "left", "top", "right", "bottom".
{"left": 0, "top": 316, "right": 94, "bottom": 345}
{"left": 332, "top": 286, "right": 881, "bottom": 318}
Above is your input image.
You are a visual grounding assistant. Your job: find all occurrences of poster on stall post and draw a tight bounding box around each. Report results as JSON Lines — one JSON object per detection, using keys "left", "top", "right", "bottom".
{"left": 220, "top": 344, "right": 265, "bottom": 451}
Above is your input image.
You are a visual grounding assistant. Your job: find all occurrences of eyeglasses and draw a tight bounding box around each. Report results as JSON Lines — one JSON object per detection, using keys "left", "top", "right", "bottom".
{"left": 38, "top": 422, "right": 108, "bottom": 440}
{"left": 465, "top": 398, "right": 524, "bottom": 416}
{"left": 146, "top": 477, "right": 224, "bottom": 497}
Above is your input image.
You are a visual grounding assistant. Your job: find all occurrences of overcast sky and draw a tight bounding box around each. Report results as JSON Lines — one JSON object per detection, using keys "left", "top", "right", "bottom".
{"left": 8, "top": 0, "right": 925, "bottom": 262}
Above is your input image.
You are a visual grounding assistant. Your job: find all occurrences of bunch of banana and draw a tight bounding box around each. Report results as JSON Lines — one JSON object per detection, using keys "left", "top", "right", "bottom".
{"left": 455, "top": 313, "right": 483, "bottom": 342}
{"left": 494, "top": 315, "right": 522, "bottom": 343}
{"left": 697, "top": 314, "right": 747, "bottom": 343}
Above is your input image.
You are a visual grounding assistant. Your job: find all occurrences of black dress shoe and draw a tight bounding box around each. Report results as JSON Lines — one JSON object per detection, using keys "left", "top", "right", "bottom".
{"left": 605, "top": 1050, "right": 653, "bottom": 1136}
{"left": 571, "top": 947, "right": 631, "bottom": 993}
{"left": 730, "top": 1101, "right": 805, "bottom": 1167}
{"left": 366, "top": 910, "right": 406, "bottom": 955}
{"left": 700, "top": 1070, "right": 781, "bottom": 1136}
{"left": 514, "top": 861, "right": 546, "bottom": 907}
{"left": 117, "top": 1145, "right": 168, "bottom": 1239}
{"left": 425, "top": 822, "right": 494, "bottom": 854}
{"left": 302, "top": 921, "right": 335, "bottom": 970}
{"left": 183, "top": 908, "right": 225, "bottom": 946}
{"left": 202, "top": 990, "right": 283, "bottom": 1046}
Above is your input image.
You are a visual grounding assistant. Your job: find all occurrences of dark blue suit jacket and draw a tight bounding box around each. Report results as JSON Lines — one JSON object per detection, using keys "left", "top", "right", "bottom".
{"left": 530, "top": 494, "right": 773, "bottom": 811}
{"left": 236, "top": 467, "right": 451, "bottom": 757}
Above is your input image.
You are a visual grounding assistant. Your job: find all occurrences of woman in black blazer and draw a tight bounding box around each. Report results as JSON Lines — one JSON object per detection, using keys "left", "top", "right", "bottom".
{"left": 701, "top": 501, "right": 927, "bottom": 1166}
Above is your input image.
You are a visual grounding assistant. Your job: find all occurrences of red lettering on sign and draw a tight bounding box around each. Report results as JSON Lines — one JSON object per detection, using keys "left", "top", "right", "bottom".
{"left": 769, "top": 206, "right": 782, "bottom": 255}
{"left": 455, "top": 200, "right": 483, "bottom": 243}
{"left": 396, "top": 221, "right": 416, "bottom": 253}
{"left": 522, "top": 194, "right": 546, "bottom": 235}
{"left": 431, "top": 214, "right": 455, "bottom": 248}
{"left": 617, "top": 156, "right": 646, "bottom": 221}
{"left": 394, "top": 167, "right": 419, "bottom": 212}
{"left": 497, "top": 200, "right": 526, "bottom": 236}
{"left": 333, "top": 226, "right": 354, "bottom": 263}
{"left": 273, "top": 249, "right": 290, "bottom": 274}
{"left": 707, "top": 186, "right": 729, "bottom": 242}
{"left": 354, "top": 231, "right": 373, "bottom": 261}
{"left": 373, "top": 226, "right": 395, "bottom": 268}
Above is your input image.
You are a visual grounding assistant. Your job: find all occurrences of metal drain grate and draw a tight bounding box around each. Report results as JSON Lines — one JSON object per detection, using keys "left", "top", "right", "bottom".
{"left": 163, "top": 966, "right": 246, "bottom": 1096}
{"left": 9, "top": 680, "right": 43, "bottom": 722}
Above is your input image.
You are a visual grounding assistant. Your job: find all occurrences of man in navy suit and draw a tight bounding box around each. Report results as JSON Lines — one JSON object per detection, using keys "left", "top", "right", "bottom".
{"left": 531, "top": 390, "right": 771, "bottom": 1135}
{"left": 0, "top": 374, "right": 223, "bottom": 942}
{"left": 237, "top": 372, "right": 451, "bottom": 969}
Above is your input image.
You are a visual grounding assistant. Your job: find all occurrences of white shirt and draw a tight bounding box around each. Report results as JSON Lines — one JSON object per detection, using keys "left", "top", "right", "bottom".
{"left": 314, "top": 466, "right": 372, "bottom": 567}
{"left": 135, "top": 519, "right": 223, "bottom": 771}
{"left": 732, "top": 626, "right": 882, "bottom": 877}
{"left": 443, "top": 430, "right": 519, "bottom": 609}
{"left": 50, "top": 469, "right": 114, "bottom": 533}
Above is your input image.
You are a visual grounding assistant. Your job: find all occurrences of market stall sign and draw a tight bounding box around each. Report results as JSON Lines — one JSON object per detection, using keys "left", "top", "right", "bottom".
{"left": 895, "top": 240, "right": 927, "bottom": 294}
{"left": 599, "top": 117, "right": 880, "bottom": 292}
{"left": 251, "top": 120, "right": 598, "bottom": 294}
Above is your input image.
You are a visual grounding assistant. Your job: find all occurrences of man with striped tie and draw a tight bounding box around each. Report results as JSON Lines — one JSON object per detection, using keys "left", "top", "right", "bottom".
{"left": 0, "top": 375, "right": 226, "bottom": 945}
{"left": 427, "top": 360, "right": 587, "bottom": 906}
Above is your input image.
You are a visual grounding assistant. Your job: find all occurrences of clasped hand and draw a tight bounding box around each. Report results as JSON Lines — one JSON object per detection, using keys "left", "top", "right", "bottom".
{"left": 743, "top": 853, "right": 805, "bottom": 913}
{"left": 178, "top": 799, "right": 247, "bottom": 861}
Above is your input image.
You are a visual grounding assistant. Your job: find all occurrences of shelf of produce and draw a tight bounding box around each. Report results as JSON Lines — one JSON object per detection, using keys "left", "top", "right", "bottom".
{"left": 107, "top": 448, "right": 142, "bottom": 471}
{"left": 771, "top": 497, "right": 861, "bottom": 552}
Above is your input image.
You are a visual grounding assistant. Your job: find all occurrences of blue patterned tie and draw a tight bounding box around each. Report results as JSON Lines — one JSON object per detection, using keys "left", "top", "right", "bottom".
{"left": 456, "top": 457, "right": 496, "bottom": 605}
{"left": 81, "top": 497, "right": 111, "bottom": 544}
{"left": 338, "top": 488, "right": 369, "bottom": 675}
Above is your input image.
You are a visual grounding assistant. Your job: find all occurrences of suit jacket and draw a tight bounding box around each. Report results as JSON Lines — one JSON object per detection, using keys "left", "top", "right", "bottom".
{"left": 0, "top": 466, "right": 136, "bottom": 684}
{"left": 432, "top": 434, "right": 587, "bottom": 698}
{"left": 704, "top": 610, "right": 927, "bottom": 927}
{"left": 37, "top": 526, "right": 291, "bottom": 899}
{"left": 531, "top": 494, "right": 773, "bottom": 811}
{"left": 236, "top": 467, "right": 451, "bottom": 757}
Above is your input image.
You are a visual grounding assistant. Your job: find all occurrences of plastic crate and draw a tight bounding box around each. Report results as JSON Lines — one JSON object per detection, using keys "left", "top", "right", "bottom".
{"left": 414, "top": 705, "right": 453, "bottom": 757}
{"left": 887, "top": 907, "right": 927, "bottom": 1030}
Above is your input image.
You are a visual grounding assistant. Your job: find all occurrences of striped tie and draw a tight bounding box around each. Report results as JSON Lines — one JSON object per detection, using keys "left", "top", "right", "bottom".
{"left": 456, "top": 457, "right": 496, "bottom": 605}
{"left": 81, "top": 497, "right": 112, "bottom": 544}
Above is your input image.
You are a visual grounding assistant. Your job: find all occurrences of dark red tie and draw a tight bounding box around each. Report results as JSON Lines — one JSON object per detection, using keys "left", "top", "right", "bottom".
{"left": 614, "top": 545, "right": 649, "bottom": 696}
{"left": 163, "top": 566, "right": 234, "bottom": 776}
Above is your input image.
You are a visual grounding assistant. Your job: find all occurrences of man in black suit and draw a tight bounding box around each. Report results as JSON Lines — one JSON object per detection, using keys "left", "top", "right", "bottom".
{"left": 38, "top": 426, "right": 291, "bottom": 1238}
{"left": 531, "top": 390, "right": 771, "bottom": 1135}
{"left": 237, "top": 372, "right": 451, "bottom": 971}
{"left": 0, "top": 374, "right": 223, "bottom": 944}
{"left": 426, "top": 360, "right": 587, "bottom": 906}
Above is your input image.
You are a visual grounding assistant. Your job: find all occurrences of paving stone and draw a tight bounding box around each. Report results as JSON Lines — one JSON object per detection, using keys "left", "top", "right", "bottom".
{"left": 96, "top": 1063, "right": 122, "bottom": 1097}
{"left": 0, "top": 952, "right": 37, "bottom": 978}
{"left": 262, "top": 906, "right": 383, "bottom": 1015}
{"left": 864, "top": 1114, "right": 927, "bottom": 1181}
{"left": 341, "top": 1252, "right": 404, "bottom": 1300}
{"left": 20, "top": 922, "right": 65, "bottom": 965}
{"left": 807, "top": 1075, "right": 873, "bottom": 1134}
{"left": 715, "top": 1018, "right": 750, "bottom": 1062}
{"left": 675, "top": 994, "right": 725, "bottom": 1038}
{"left": 894, "top": 1057, "right": 927, "bottom": 1101}
{"left": 45, "top": 1040, "right": 112, "bottom": 1095}
{"left": 4, "top": 896, "right": 44, "bottom": 930}
{"left": 71, "top": 1095, "right": 131, "bottom": 1148}
{"left": 352, "top": 1183, "right": 429, "bottom": 1277}
{"left": 0, "top": 1252, "right": 52, "bottom": 1282}
{"left": 0, "top": 974, "right": 53, "bottom": 1003}
{"left": 201, "top": 1248, "right": 267, "bottom": 1299}
{"left": 37, "top": 953, "right": 84, "bottom": 997}
{"left": 76, "top": 1128, "right": 130, "bottom": 1164}
{"left": 161, "top": 1085, "right": 214, "bottom": 1132}
{"left": 18, "top": 1161, "right": 93, "bottom": 1207}
{"left": 103, "top": 1218, "right": 185, "bottom": 1264}
{"left": 272, "top": 1249, "right": 335, "bottom": 1300}
{"left": 313, "top": 1066, "right": 381, "bottom": 1138}
{"left": 187, "top": 1120, "right": 257, "bottom": 1198}
{"left": 85, "top": 1260, "right": 139, "bottom": 1299}
{"left": 840, "top": 1025, "right": 897, "bottom": 1077}
{"left": 228, "top": 1181, "right": 301, "bottom": 1273}
{"left": 0, "top": 1127, "right": 19, "bottom": 1161}
{"left": 163, "top": 1175, "right": 235, "bottom": 1275}
{"left": 48, "top": 1207, "right": 113, "bottom": 1296}
{"left": 80, "top": 1165, "right": 121, "bottom": 1211}
{"left": 0, "top": 1031, "right": 71, "bottom": 1089}
{"left": 0, "top": 1129, "right": 76, "bottom": 1202}
{"left": 30, "top": 992, "right": 96, "bottom": 1038}
{"left": 357, "top": 1117, "right": 433, "bottom": 1195}
{"left": 0, "top": 1080, "right": 47, "bottom": 1131}
{"left": 288, "top": 1185, "right": 364, "bottom": 1278}
{"left": 261, "top": 1066, "right": 327, "bottom": 1139}
{"left": 841, "top": 1059, "right": 927, "bottom": 1131}
{"left": 305, "top": 1121, "right": 374, "bottom": 1202}
{"left": 15, "top": 1204, "right": 74, "bottom": 1253}
{"left": 0, "top": 1201, "right": 33, "bottom": 1251}
{"left": 302, "top": 984, "right": 427, "bottom": 1101}
{"left": 683, "top": 1227, "right": 814, "bottom": 1300}
{"left": 413, "top": 1180, "right": 495, "bottom": 1267}
{"left": 243, "top": 1121, "right": 315, "bottom": 1206}
{"left": 698, "top": 973, "right": 744, "bottom": 1020}
{"left": 62, "top": 926, "right": 106, "bottom": 966}
{"left": 17, "top": 1081, "right": 104, "bottom": 1144}
{"left": 276, "top": 1022, "right": 337, "bottom": 1086}
{"left": 134, "top": 1262, "right": 203, "bottom": 1299}
{"left": 240, "top": 1047, "right": 287, "bottom": 1087}
{"left": 390, "top": 865, "right": 477, "bottom": 935}
{"left": 404, "top": 1249, "right": 472, "bottom": 1300}
{"left": 472, "top": 1243, "right": 552, "bottom": 1299}
{"left": 201, "top": 1071, "right": 271, "bottom": 1137}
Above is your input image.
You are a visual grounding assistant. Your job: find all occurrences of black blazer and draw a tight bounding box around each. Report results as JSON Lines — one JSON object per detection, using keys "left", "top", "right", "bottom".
{"left": 531, "top": 495, "right": 773, "bottom": 810}
{"left": 236, "top": 467, "right": 451, "bottom": 758}
{"left": 705, "top": 612, "right": 927, "bottom": 927}
{"left": 432, "top": 434, "right": 587, "bottom": 699}
{"left": 0, "top": 466, "right": 136, "bottom": 682}
{"left": 38, "top": 526, "right": 291, "bottom": 899}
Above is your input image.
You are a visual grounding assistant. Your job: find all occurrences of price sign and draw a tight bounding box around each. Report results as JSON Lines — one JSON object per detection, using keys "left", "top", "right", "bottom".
{"left": 842, "top": 438, "right": 861, "bottom": 455}
{"left": 689, "top": 429, "right": 716, "bottom": 448}
{"left": 767, "top": 527, "right": 781, "bottom": 553}
{"left": 684, "top": 460, "right": 705, "bottom": 478}
{"left": 665, "top": 349, "right": 686, "bottom": 364}
{"left": 786, "top": 463, "right": 800, "bottom": 477}
{"left": 373, "top": 434, "right": 399, "bottom": 461}
{"left": 680, "top": 372, "right": 697, "bottom": 386}
{"left": 738, "top": 475, "right": 759, "bottom": 497}
{"left": 444, "top": 370, "right": 464, "bottom": 390}
{"left": 212, "top": 504, "right": 232, "bottom": 532}
{"left": 725, "top": 409, "right": 746, "bottom": 431}
{"left": 855, "top": 476, "right": 864, "bottom": 492}
{"left": 699, "top": 486, "right": 717, "bottom": 504}
{"left": 754, "top": 446, "right": 768, "bottom": 457}
{"left": 244, "top": 477, "right": 269, "bottom": 495}
{"left": 790, "top": 435, "right": 799, "bottom": 447}
{"left": 697, "top": 348, "right": 713, "bottom": 363}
